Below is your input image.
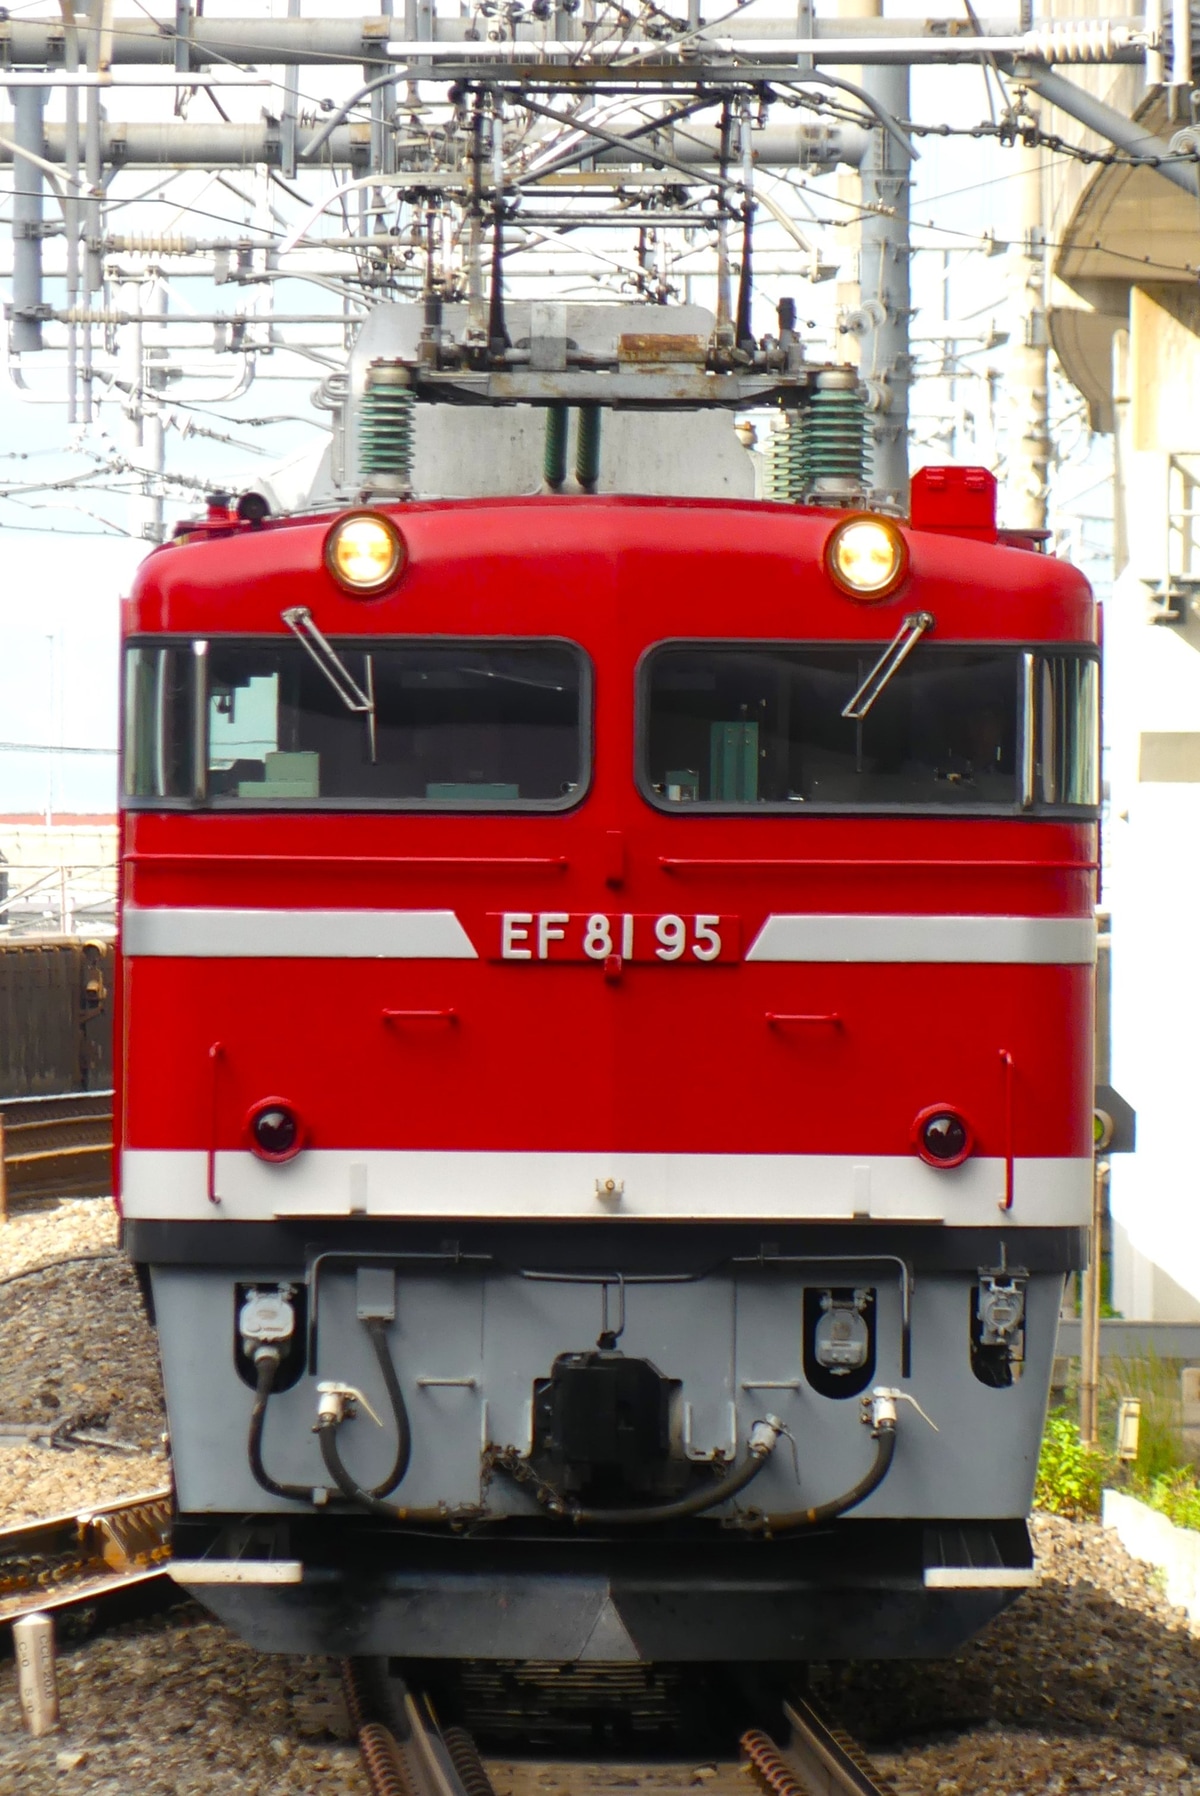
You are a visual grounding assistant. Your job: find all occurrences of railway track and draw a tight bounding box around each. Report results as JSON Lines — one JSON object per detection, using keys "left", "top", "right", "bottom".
{"left": 744, "top": 1703, "right": 898, "bottom": 1796}
{"left": 0, "top": 1090, "right": 113, "bottom": 1207}
{"left": 344, "top": 1663, "right": 898, "bottom": 1796}
{"left": 0, "top": 1487, "right": 172, "bottom": 1625}
{"left": 2, "top": 1500, "right": 894, "bottom": 1796}
{"left": 1, "top": 1534, "right": 896, "bottom": 1796}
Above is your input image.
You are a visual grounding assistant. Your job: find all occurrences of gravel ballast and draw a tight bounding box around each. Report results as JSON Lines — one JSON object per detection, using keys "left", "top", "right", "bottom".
{"left": 2, "top": 1201, "right": 1199, "bottom": 1793}
{"left": 818, "top": 1512, "right": 1200, "bottom": 1794}
{"left": 0, "top": 1200, "right": 166, "bottom": 1525}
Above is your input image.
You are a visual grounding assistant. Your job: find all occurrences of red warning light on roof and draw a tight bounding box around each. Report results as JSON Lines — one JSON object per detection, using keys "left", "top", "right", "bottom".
{"left": 909, "top": 466, "right": 998, "bottom": 542}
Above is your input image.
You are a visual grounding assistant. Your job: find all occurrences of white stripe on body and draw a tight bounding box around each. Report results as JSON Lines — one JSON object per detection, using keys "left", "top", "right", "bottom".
{"left": 120, "top": 906, "right": 1094, "bottom": 965}
{"left": 746, "top": 914, "right": 1096, "bottom": 965}
{"left": 122, "top": 906, "right": 478, "bottom": 959}
{"left": 120, "top": 1147, "right": 1094, "bottom": 1226}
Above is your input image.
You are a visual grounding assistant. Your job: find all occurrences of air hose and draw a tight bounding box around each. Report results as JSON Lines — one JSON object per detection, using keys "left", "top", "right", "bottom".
{"left": 751, "top": 1416, "right": 896, "bottom": 1533}
{"left": 566, "top": 1426, "right": 778, "bottom": 1525}
{"left": 489, "top": 1416, "right": 783, "bottom": 1527}
{"left": 248, "top": 1348, "right": 317, "bottom": 1503}
{"left": 317, "top": 1420, "right": 442, "bottom": 1522}
{"left": 362, "top": 1316, "right": 412, "bottom": 1498}
{"left": 312, "top": 1316, "right": 415, "bottom": 1512}
{"left": 249, "top": 1318, "right": 411, "bottom": 1507}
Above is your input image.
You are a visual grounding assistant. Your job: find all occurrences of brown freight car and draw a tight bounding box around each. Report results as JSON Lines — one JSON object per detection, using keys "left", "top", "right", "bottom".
{"left": 0, "top": 938, "right": 112, "bottom": 1099}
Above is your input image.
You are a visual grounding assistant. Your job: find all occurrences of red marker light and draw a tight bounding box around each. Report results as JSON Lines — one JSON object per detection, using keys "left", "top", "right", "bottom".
{"left": 913, "top": 1105, "right": 973, "bottom": 1170}
{"left": 247, "top": 1099, "right": 304, "bottom": 1163}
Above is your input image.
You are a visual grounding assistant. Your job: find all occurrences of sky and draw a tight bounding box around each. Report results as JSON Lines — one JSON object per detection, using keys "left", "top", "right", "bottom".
{"left": 0, "top": 2, "right": 1117, "bottom": 812}
{"left": 0, "top": 538, "right": 137, "bottom": 812}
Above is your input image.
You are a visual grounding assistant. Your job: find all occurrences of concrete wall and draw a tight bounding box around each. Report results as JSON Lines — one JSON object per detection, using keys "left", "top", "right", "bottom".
{"left": 1097, "top": 298, "right": 1200, "bottom": 1315}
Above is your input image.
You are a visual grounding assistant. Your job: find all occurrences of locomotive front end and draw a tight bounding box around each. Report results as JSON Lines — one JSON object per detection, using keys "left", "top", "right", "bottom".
{"left": 118, "top": 464, "right": 1098, "bottom": 1663}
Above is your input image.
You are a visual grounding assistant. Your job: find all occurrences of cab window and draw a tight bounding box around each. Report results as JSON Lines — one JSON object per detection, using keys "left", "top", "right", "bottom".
{"left": 123, "top": 637, "right": 589, "bottom": 810}
{"left": 641, "top": 643, "right": 1098, "bottom": 814}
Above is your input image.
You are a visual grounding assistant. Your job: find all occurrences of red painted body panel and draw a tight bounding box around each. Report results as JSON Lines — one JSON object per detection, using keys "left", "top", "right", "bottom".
{"left": 122, "top": 954, "right": 1092, "bottom": 1157}
{"left": 119, "top": 496, "right": 1098, "bottom": 1172}
{"left": 128, "top": 496, "right": 1094, "bottom": 644}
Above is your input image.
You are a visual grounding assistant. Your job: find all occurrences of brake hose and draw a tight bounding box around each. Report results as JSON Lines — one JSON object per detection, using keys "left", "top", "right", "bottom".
{"left": 314, "top": 1413, "right": 479, "bottom": 1525}
{"left": 250, "top": 1318, "right": 411, "bottom": 1506}
{"left": 565, "top": 1429, "right": 778, "bottom": 1525}
{"left": 751, "top": 1416, "right": 896, "bottom": 1533}
{"left": 318, "top": 1417, "right": 416, "bottom": 1519}
{"left": 248, "top": 1349, "right": 317, "bottom": 1503}
{"left": 489, "top": 1417, "right": 783, "bottom": 1527}
{"left": 363, "top": 1316, "right": 412, "bottom": 1498}
{"left": 314, "top": 1317, "right": 413, "bottom": 1513}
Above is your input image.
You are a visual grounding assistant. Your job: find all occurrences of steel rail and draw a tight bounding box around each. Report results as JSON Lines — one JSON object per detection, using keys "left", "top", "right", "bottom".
{"left": 0, "top": 1487, "right": 172, "bottom": 1627}
{"left": 343, "top": 1661, "right": 496, "bottom": 1796}
{"left": 1, "top": 1567, "right": 898, "bottom": 1796}
{"left": 787, "top": 1698, "right": 897, "bottom": 1796}
{"left": 743, "top": 1700, "right": 897, "bottom": 1796}
{"left": 0, "top": 1091, "right": 113, "bottom": 1205}
{"left": 341, "top": 1674, "right": 894, "bottom": 1796}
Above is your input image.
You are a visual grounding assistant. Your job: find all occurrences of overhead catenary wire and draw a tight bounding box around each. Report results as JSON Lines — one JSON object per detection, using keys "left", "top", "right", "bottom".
{"left": 0, "top": 11, "right": 1178, "bottom": 538}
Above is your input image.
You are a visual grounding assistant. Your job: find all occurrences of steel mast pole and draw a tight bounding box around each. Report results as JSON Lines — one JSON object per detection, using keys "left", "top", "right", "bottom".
{"left": 858, "top": 57, "right": 912, "bottom": 509}
{"left": 1005, "top": 142, "right": 1049, "bottom": 529}
{"left": 9, "top": 86, "right": 46, "bottom": 354}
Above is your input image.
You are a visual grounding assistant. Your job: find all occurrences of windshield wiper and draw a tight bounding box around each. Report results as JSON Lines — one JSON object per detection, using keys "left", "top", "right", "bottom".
{"left": 282, "top": 606, "right": 377, "bottom": 763}
{"left": 455, "top": 665, "right": 566, "bottom": 693}
{"left": 841, "top": 610, "right": 935, "bottom": 722}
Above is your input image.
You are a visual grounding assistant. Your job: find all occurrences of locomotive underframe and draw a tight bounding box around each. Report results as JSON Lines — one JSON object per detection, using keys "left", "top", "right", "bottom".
{"left": 168, "top": 1515, "right": 1038, "bottom": 1661}
{"left": 131, "top": 1218, "right": 1083, "bottom": 1661}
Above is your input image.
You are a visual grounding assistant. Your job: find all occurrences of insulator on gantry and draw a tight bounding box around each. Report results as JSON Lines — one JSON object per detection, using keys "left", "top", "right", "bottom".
{"left": 544, "top": 403, "right": 568, "bottom": 492}
{"left": 1019, "top": 20, "right": 1139, "bottom": 62}
{"left": 358, "top": 361, "right": 416, "bottom": 495}
{"left": 764, "top": 370, "right": 869, "bottom": 504}
{"left": 575, "top": 403, "right": 602, "bottom": 494}
{"left": 802, "top": 370, "right": 870, "bottom": 499}
{"left": 763, "top": 410, "right": 804, "bottom": 504}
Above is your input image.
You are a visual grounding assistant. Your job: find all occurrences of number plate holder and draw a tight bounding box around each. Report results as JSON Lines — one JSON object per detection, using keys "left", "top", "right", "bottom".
{"left": 486, "top": 912, "right": 741, "bottom": 963}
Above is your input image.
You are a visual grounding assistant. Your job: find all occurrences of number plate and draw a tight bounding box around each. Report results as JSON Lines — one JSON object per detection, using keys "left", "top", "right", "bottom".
{"left": 487, "top": 912, "right": 741, "bottom": 963}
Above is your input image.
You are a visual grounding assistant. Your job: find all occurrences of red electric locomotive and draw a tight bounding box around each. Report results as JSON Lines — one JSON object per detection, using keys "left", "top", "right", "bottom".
{"left": 118, "top": 303, "right": 1098, "bottom": 1663}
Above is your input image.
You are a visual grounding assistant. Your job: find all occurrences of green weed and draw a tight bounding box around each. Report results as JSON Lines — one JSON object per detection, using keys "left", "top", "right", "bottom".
{"left": 1145, "top": 1469, "right": 1200, "bottom": 1532}
{"left": 1035, "top": 1409, "right": 1112, "bottom": 1517}
{"left": 1035, "top": 1377, "right": 1200, "bottom": 1531}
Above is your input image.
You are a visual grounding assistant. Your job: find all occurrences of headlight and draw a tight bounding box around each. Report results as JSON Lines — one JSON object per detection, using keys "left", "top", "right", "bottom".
{"left": 825, "top": 515, "right": 908, "bottom": 600}
{"left": 247, "top": 1099, "right": 304, "bottom": 1163}
{"left": 913, "top": 1106, "right": 972, "bottom": 1169}
{"left": 324, "top": 511, "right": 406, "bottom": 594}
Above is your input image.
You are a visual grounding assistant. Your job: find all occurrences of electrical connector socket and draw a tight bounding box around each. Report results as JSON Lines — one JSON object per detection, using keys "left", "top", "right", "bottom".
{"left": 356, "top": 1266, "right": 396, "bottom": 1323}
{"left": 239, "top": 1285, "right": 296, "bottom": 1355}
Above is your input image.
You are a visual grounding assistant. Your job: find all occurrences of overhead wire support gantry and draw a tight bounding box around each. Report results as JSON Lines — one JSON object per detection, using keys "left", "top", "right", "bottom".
{"left": 0, "top": 4, "right": 1192, "bottom": 535}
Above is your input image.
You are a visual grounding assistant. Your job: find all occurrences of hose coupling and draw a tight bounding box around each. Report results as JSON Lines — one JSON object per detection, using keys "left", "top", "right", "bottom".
{"left": 315, "top": 1381, "right": 384, "bottom": 1430}
{"left": 861, "top": 1387, "right": 939, "bottom": 1435}
{"left": 748, "top": 1414, "right": 785, "bottom": 1458}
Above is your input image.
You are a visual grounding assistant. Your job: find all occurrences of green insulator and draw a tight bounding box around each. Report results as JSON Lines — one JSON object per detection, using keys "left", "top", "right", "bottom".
{"left": 763, "top": 414, "right": 805, "bottom": 504}
{"left": 796, "top": 372, "right": 869, "bottom": 500}
{"left": 575, "top": 403, "right": 601, "bottom": 494}
{"left": 544, "top": 403, "right": 568, "bottom": 491}
{"left": 359, "top": 363, "right": 415, "bottom": 489}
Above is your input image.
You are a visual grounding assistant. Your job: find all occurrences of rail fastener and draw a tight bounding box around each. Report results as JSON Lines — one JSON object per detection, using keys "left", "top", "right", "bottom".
{"left": 342, "top": 1662, "right": 498, "bottom": 1796}
{"left": 742, "top": 1698, "right": 898, "bottom": 1796}
{"left": 0, "top": 1487, "right": 173, "bottom": 1626}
